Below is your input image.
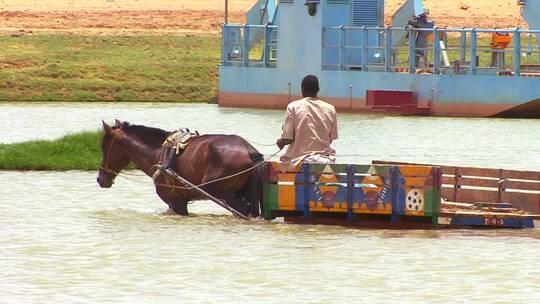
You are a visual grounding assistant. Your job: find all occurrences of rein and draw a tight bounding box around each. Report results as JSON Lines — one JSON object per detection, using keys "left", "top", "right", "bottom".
{"left": 151, "top": 148, "right": 281, "bottom": 191}
{"left": 99, "top": 132, "right": 148, "bottom": 178}
{"left": 100, "top": 133, "right": 117, "bottom": 176}
{"left": 105, "top": 149, "right": 282, "bottom": 190}
{"left": 99, "top": 132, "right": 281, "bottom": 189}
{"left": 99, "top": 132, "right": 147, "bottom": 177}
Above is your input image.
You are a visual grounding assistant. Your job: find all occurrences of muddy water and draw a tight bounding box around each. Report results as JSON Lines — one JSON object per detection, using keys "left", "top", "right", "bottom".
{"left": 2, "top": 102, "right": 540, "bottom": 169}
{"left": 2, "top": 103, "right": 540, "bottom": 303}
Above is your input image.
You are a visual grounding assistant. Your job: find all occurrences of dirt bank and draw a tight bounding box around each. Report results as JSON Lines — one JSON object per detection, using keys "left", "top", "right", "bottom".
{"left": 0, "top": 0, "right": 527, "bottom": 34}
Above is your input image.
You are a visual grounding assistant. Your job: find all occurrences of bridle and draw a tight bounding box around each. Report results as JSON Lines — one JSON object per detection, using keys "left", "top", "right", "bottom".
{"left": 99, "top": 132, "right": 118, "bottom": 176}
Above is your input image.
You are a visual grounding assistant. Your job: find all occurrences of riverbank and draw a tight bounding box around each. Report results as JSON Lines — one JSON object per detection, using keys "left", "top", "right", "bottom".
{"left": 0, "top": 0, "right": 526, "bottom": 33}
{"left": 0, "top": 0, "right": 527, "bottom": 103}
{"left": 0, "top": 32, "right": 515, "bottom": 103}
{"left": 0, "top": 34, "right": 220, "bottom": 102}
{"left": 0, "top": 130, "right": 104, "bottom": 170}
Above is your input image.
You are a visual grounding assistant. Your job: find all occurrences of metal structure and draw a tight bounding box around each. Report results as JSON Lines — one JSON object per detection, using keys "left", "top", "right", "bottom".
{"left": 219, "top": 0, "right": 540, "bottom": 117}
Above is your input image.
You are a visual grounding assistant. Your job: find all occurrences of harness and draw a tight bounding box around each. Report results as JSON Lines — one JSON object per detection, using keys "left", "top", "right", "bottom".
{"left": 156, "top": 128, "right": 199, "bottom": 176}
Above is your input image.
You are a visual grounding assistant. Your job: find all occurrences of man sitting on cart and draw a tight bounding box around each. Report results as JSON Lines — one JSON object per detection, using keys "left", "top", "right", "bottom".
{"left": 276, "top": 75, "right": 338, "bottom": 167}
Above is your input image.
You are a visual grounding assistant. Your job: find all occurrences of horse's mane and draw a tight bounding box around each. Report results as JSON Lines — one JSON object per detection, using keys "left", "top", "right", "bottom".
{"left": 118, "top": 122, "right": 171, "bottom": 148}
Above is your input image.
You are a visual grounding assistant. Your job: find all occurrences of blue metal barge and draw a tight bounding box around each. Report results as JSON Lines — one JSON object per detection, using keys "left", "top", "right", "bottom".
{"left": 219, "top": 0, "right": 540, "bottom": 117}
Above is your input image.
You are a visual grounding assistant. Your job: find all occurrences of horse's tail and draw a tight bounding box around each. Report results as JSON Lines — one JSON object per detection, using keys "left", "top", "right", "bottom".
{"left": 245, "top": 142, "right": 265, "bottom": 217}
{"left": 248, "top": 146, "right": 264, "bottom": 165}
{"left": 252, "top": 155, "right": 266, "bottom": 218}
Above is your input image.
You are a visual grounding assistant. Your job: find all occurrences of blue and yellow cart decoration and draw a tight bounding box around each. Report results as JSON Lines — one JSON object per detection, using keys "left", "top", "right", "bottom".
{"left": 262, "top": 161, "right": 540, "bottom": 229}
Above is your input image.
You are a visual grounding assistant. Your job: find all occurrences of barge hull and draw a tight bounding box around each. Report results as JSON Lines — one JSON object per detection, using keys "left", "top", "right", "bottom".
{"left": 219, "top": 91, "right": 516, "bottom": 117}
{"left": 219, "top": 67, "right": 540, "bottom": 118}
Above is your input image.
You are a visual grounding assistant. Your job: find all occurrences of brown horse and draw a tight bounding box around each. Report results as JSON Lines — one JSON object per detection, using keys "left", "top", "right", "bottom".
{"left": 96, "top": 120, "right": 264, "bottom": 217}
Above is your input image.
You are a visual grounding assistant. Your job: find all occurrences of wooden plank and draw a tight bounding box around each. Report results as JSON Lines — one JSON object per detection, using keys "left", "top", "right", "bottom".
{"left": 372, "top": 160, "right": 454, "bottom": 173}
{"left": 459, "top": 177, "right": 500, "bottom": 188}
{"left": 502, "top": 191, "right": 540, "bottom": 213}
{"left": 440, "top": 210, "right": 540, "bottom": 219}
{"left": 440, "top": 183, "right": 540, "bottom": 213}
{"left": 456, "top": 188, "right": 498, "bottom": 204}
{"left": 278, "top": 185, "right": 299, "bottom": 211}
{"left": 479, "top": 207, "right": 520, "bottom": 213}
{"left": 403, "top": 177, "right": 431, "bottom": 188}
{"left": 453, "top": 167, "right": 501, "bottom": 178}
{"left": 374, "top": 160, "right": 540, "bottom": 181}
{"left": 444, "top": 168, "right": 540, "bottom": 181}
{"left": 352, "top": 165, "right": 390, "bottom": 176}
{"left": 474, "top": 202, "right": 513, "bottom": 208}
{"left": 350, "top": 164, "right": 373, "bottom": 174}
{"left": 441, "top": 187, "right": 454, "bottom": 201}
{"left": 277, "top": 172, "right": 301, "bottom": 183}
{"left": 442, "top": 201, "right": 477, "bottom": 209}
{"left": 503, "top": 170, "right": 540, "bottom": 181}
{"left": 267, "top": 161, "right": 303, "bottom": 173}
{"left": 396, "top": 165, "right": 435, "bottom": 177}
{"left": 443, "top": 176, "right": 540, "bottom": 191}
{"left": 442, "top": 175, "right": 500, "bottom": 188}
{"left": 505, "top": 180, "right": 540, "bottom": 191}
{"left": 373, "top": 161, "right": 540, "bottom": 216}
{"left": 310, "top": 163, "right": 348, "bottom": 173}
{"left": 441, "top": 176, "right": 455, "bottom": 185}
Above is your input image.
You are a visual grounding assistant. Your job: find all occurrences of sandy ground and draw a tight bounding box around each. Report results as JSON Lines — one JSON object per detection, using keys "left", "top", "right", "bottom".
{"left": 0, "top": 0, "right": 527, "bottom": 34}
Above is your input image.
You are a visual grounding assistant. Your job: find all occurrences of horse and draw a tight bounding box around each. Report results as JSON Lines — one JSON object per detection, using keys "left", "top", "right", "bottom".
{"left": 96, "top": 120, "right": 264, "bottom": 218}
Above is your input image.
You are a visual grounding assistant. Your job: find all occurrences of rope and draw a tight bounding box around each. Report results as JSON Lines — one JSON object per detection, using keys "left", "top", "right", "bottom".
{"left": 152, "top": 148, "right": 282, "bottom": 190}
{"left": 102, "top": 148, "right": 282, "bottom": 190}
{"left": 113, "top": 170, "right": 146, "bottom": 177}
{"left": 246, "top": 140, "right": 277, "bottom": 147}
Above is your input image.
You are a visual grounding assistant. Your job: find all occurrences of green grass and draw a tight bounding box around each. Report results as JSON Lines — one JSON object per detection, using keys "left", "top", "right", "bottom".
{"left": 0, "top": 35, "right": 221, "bottom": 102}
{"left": 2, "top": 34, "right": 537, "bottom": 103}
{"left": 0, "top": 131, "right": 104, "bottom": 170}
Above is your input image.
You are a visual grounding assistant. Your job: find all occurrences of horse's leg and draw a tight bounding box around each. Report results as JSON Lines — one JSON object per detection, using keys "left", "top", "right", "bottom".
{"left": 230, "top": 163, "right": 265, "bottom": 218}
{"left": 169, "top": 199, "right": 189, "bottom": 215}
{"left": 198, "top": 171, "right": 254, "bottom": 217}
{"left": 233, "top": 177, "right": 261, "bottom": 217}
{"left": 155, "top": 186, "right": 189, "bottom": 216}
{"left": 220, "top": 192, "right": 253, "bottom": 217}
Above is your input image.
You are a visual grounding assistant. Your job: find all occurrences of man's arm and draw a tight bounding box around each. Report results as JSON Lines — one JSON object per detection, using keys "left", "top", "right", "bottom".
{"left": 276, "top": 138, "right": 292, "bottom": 149}
{"left": 330, "top": 109, "right": 338, "bottom": 141}
{"left": 277, "top": 105, "right": 295, "bottom": 149}
{"left": 407, "top": 19, "right": 421, "bottom": 28}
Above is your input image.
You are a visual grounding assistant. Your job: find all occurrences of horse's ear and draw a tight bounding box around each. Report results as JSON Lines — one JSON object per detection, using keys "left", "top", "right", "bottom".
{"left": 115, "top": 119, "right": 122, "bottom": 128}
{"left": 102, "top": 120, "right": 112, "bottom": 134}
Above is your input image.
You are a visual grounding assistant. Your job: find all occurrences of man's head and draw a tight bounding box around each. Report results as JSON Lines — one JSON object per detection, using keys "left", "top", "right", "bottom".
{"left": 301, "top": 75, "right": 319, "bottom": 98}
{"left": 418, "top": 10, "right": 429, "bottom": 20}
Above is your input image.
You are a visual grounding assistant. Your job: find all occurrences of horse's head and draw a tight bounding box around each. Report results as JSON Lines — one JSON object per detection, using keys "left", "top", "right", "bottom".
{"left": 97, "top": 120, "right": 131, "bottom": 188}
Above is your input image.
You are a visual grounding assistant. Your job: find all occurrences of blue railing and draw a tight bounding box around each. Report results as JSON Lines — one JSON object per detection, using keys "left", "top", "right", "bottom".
{"left": 222, "top": 24, "right": 278, "bottom": 68}
{"left": 322, "top": 26, "right": 540, "bottom": 76}
{"left": 222, "top": 24, "right": 540, "bottom": 77}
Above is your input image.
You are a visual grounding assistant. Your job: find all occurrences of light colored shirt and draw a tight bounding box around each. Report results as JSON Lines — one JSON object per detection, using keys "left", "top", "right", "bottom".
{"left": 280, "top": 97, "right": 338, "bottom": 165}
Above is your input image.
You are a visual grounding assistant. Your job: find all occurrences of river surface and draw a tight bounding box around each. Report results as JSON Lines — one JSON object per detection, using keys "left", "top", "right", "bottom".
{"left": 2, "top": 103, "right": 540, "bottom": 303}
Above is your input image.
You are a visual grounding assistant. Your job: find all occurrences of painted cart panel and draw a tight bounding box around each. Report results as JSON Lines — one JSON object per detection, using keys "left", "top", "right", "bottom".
{"left": 262, "top": 161, "right": 442, "bottom": 225}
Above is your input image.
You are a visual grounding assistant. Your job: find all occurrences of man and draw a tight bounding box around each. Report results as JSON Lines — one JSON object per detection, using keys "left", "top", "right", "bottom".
{"left": 276, "top": 75, "right": 338, "bottom": 167}
{"left": 407, "top": 11, "right": 435, "bottom": 67}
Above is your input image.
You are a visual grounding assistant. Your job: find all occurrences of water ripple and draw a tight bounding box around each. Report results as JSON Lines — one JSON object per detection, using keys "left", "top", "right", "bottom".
{"left": 2, "top": 103, "right": 540, "bottom": 302}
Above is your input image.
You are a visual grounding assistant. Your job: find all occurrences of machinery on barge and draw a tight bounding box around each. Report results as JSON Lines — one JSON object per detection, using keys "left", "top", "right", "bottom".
{"left": 219, "top": 0, "right": 540, "bottom": 117}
